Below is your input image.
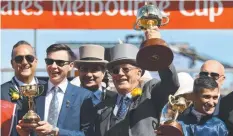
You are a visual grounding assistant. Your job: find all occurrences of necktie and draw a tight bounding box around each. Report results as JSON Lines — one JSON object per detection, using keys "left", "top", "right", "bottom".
{"left": 47, "top": 87, "right": 59, "bottom": 126}
{"left": 116, "top": 96, "right": 131, "bottom": 119}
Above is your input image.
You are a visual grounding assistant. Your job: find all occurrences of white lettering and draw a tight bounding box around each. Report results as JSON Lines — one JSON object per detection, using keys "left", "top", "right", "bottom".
{"left": 91, "top": 1, "right": 103, "bottom": 16}
{"left": 73, "top": 1, "right": 84, "bottom": 16}
{"left": 120, "top": 1, "right": 133, "bottom": 16}
{"left": 33, "top": 1, "right": 43, "bottom": 16}
{"left": 179, "top": 0, "right": 195, "bottom": 16}
{"left": 195, "top": 1, "right": 208, "bottom": 16}
{"left": 85, "top": 1, "right": 90, "bottom": 16}
{"left": 158, "top": 0, "right": 170, "bottom": 16}
{"left": 21, "top": 1, "right": 33, "bottom": 15}
{"left": 52, "top": 1, "right": 71, "bottom": 15}
{"left": 209, "top": 0, "right": 223, "bottom": 22}
{"left": 14, "top": 1, "right": 19, "bottom": 15}
{"left": 134, "top": 0, "right": 145, "bottom": 16}
{"left": 1, "top": 1, "right": 12, "bottom": 15}
{"left": 105, "top": 1, "right": 118, "bottom": 16}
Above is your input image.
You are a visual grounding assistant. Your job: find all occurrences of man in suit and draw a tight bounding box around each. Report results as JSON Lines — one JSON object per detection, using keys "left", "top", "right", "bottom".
{"left": 1, "top": 40, "right": 45, "bottom": 136}
{"left": 16, "top": 44, "right": 96, "bottom": 136}
{"left": 95, "top": 29, "right": 179, "bottom": 136}
{"left": 219, "top": 91, "right": 233, "bottom": 135}
{"left": 74, "top": 44, "right": 116, "bottom": 106}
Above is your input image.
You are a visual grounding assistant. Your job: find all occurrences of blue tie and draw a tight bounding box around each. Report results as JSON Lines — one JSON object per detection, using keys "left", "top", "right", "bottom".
{"left": 116, "top": 96, "right": 131, "bottom": 119}
{"left": 48, "top": 87, "right": 59, "bottom": 126}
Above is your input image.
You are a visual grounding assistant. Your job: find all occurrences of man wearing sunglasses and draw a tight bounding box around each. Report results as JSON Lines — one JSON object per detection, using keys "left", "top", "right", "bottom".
{"left": 200, "top": 60, "right": 225, "bottom": 87}
{"left": 16, "top": 44, "right": 96, "bottom": 136}
{"left": 95, "top": 29, "right": 179, "bottom": 136}
{"left": 1, "top": 40, "right": 46, "bottom": 136}
{"left": 74, "top": 44, "right": 116, "bottom": 107}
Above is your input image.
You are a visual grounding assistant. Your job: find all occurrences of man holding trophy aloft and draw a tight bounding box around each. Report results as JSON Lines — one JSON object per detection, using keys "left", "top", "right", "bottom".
{"left": 95, "top": 3, "right": 179, "bottom": 136}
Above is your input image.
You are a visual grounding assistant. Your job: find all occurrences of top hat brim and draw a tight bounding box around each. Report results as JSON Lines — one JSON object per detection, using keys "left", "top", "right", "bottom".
{"left": 75, "top": 60, "right": 108, "bottom": 67}
{"left": 107, "top": 58, "right": 145, "bottom": 76}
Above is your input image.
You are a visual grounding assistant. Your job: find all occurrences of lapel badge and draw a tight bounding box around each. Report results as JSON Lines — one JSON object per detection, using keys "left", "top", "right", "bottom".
{"left": 66, "top": 100, "right": 70, "bottom": 108}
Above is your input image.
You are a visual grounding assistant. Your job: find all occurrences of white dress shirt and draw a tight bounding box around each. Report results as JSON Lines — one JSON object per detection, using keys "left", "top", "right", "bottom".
{"left": 113, "top": 92, "right": 132, "bottom": 116}
{"left": 44, "top": 79, "right": 68, "bottom": 122}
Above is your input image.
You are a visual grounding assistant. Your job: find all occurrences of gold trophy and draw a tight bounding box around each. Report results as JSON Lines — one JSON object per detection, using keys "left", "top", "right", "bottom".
{"left": 158, "top": 95, "right": 192, "bottom": 136}
{"left": 19, "top": 84, "right": 44, "bottom": 131}
{"left": 134, "top": 2, "right": 173, "bottom": 71}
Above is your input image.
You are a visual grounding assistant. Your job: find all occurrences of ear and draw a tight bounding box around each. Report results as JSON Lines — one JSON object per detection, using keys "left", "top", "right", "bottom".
{"left": 137, "top": 69, "right": 142, "bottom": 77}
{"left": 11, "top": 60, "right": 14, "bottom": 69}
{"left": 69, "top": 62, "right": 74, "bottom": 71}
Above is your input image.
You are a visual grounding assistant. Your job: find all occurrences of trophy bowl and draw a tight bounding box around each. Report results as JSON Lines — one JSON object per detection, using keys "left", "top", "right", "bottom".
{"left": 136, "top": 38, "right": 173, "bottom": 71}
{"left": 19, "top": 84, "right": 44, "bottom": 131}
{"left": 134, "top": 3, "right": 173, "bottom": 71}
{"left": 157, "top": 120, "right": 183, "bottom": 136}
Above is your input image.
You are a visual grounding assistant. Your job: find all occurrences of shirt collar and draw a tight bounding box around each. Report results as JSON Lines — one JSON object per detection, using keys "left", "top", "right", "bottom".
{"left": 14, "top": 76, "right": 36, "bottom": 86}
{"left": 191, "top": 107, "right": 206, "bottom": 122}
{"left": 48, "top": 79, "right": 68, "bottom": 94}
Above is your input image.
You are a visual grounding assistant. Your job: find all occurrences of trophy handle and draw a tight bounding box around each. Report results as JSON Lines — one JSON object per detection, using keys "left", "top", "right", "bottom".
{"left": 161, "top": 16, "right": 169, "bottom": 26}
{"left": 134, "top": 21, "right": 142, "bottom": 31}
{"left": 168, "top": 95, "right": 175, "bottom": 107}
{"left": 36, "top": 85, "right": 44, "bottom": 96}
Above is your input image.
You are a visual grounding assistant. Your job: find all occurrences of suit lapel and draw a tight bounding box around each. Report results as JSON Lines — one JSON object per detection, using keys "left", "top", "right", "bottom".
{"left": 9, "top": 79, "right": 23, "bottom": 109}
{"left": 97, "top": 95, "right": 117, "bottom": 134}
{"left": 57, "top": 83, "right": 76, "bottom": 127}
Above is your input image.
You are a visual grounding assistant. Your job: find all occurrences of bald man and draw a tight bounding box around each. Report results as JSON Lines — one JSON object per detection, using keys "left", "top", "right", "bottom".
{"left": 200, "top": 60, "right": 225, "bottom": 87}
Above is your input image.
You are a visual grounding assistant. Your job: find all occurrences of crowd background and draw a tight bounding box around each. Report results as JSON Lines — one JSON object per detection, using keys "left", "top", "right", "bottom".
{"left": 1, "top": 29, "right": 233, "bottom": 96}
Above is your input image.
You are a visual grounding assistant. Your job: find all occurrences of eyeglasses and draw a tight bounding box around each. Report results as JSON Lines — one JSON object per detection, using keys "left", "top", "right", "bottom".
{"left": 109, "top": 67, "right": 137, "bottom": 75}
{"left": 199, "top": 71, "right": 222, "bottom": 80}
{"left": 14, "top": 55, "right": 35, "bottom": 64}
{"left": 45, "top": 58, "right": 70, "bottom": 67}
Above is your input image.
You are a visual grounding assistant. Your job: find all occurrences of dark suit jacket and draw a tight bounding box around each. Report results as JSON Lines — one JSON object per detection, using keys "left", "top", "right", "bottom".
{"left": 95, "top": 64, "right": 179, "bottom": 136}
{"left": 35, "top": 81, "right": 96, "bottom": 136}
{"left": 219, "top": 91, "right": 233, "bottom": 136}
{"left": 1, "top": 77, "right": 46, "bottom": 136}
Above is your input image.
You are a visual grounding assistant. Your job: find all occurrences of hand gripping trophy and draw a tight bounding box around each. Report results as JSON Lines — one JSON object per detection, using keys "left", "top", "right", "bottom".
{"left": 158, "top": 95, "right": 192, "bottom": 136}
{"left": 134, "top": 2, "right": 173, "bottom": 71}
{"left": 19, "top": 84, "right": 44, "bottom": 131}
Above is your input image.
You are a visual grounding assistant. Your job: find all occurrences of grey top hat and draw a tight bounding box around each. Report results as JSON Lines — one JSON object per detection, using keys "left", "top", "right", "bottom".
{"left": 107, "top": 43, "right": 145, "bottom": 76}
{"left": 75, "top": 44, "right": 108, "bottom": 67}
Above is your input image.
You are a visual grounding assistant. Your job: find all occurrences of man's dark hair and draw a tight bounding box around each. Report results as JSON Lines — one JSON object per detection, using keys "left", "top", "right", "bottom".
{"left": 46, "top": 44, "right": 76, "bottom": 61}
{"left": 11, "top": 40, "right": 35, "bottom": 59}
{"left": 193, "top": 76, "right": 218, "bottom": 93}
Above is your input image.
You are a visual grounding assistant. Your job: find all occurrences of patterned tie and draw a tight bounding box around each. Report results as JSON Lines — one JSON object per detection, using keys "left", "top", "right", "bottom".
{"left": 116, "top": 96, "right": 131, "bottom": 119}
{"left": 47, "top": 87, "right": 59, "bottom": 126}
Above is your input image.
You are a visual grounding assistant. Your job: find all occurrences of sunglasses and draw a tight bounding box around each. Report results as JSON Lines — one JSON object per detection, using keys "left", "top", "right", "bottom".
{"left": 45, "top": 58, "right": 71, "bottom": 67}
{"left": 110, "top": 67, "right": 137, "bottom": 75}
{"left": 199, "top": 71, "right": 221, "bottom": 80}
{"left": 79, "top": 66, "right": 103, "bottom": 73}
{"left": 14, "top": 55, "right": 35, "bottom": 64}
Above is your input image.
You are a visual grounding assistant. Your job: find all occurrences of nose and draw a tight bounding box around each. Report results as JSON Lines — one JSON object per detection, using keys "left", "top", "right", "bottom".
{"left": 118, "top": 68, "right": 125, "bottom": 75}
{"left": 21, "top": 57, "right": 28, "bottom": 64}
{"left": 51, "top": 62, "right": 57, "bottom": 68}
{"left": 207, "top": 99, "right": 216, "bottom": 107}
{"left": 86, "top": 71, "right": 93, "bottom": 77}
